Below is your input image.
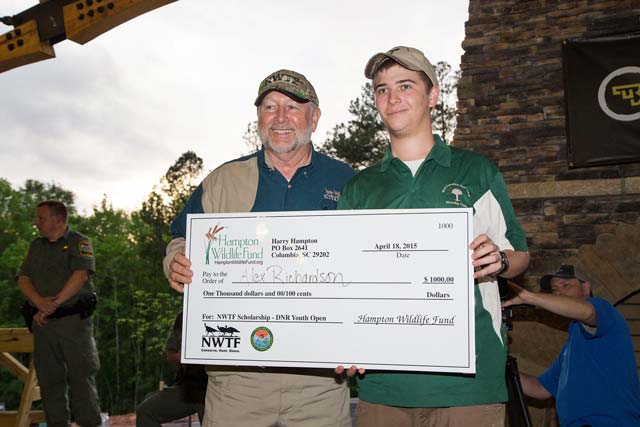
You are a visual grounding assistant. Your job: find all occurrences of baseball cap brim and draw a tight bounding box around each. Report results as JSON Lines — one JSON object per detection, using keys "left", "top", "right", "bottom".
{"left": 365, "top": 53, "right": 420, "bottom": 79}
{"left": 364, "top": 47, "right": 438, "bottom": 88}
{"left": 254, "top": 88, "right": 310, "bottom": 107}
{"left": 540, "top": 272, "right": 580, "bottom": 292}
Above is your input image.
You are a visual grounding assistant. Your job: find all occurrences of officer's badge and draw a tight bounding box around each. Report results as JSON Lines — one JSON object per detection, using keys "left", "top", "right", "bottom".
{"left": 78, "top": 240, "right": 94, "bottom": 257}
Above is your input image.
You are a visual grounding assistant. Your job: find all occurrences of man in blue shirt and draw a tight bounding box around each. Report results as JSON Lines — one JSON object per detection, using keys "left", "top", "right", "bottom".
{"left": 164, "top": 69, "right": 355, "bottom": 427}
{"left": 503, "top": 264, "right": 640, "bottom": 427}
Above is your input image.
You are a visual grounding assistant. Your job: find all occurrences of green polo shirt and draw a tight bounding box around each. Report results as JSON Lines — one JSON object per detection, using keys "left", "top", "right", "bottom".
{"left": 19, "top": 228, "right": 96, "bottom": 306}
{"left": 338, "top": 136, "right": 528, "bottom": 407}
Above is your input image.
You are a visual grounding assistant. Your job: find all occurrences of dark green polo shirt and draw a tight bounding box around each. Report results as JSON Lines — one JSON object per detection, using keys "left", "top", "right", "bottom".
{"left": 338, "top": 136, "right": 528, "bottom": 407}
{"left": 19, "top": 228, "right": 96, "bottom": 306}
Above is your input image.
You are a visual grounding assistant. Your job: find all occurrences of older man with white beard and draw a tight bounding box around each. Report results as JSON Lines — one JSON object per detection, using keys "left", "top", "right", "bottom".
{"left": 164, "top": 69, "right": 355, "bottom": 427}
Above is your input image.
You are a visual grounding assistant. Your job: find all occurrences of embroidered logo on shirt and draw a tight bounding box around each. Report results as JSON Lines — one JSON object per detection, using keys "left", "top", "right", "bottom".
{"left": 442, "top": 183, "right": 472, "bottom": 208}
{"left": 323, "top": 189, "right": 340, "bottom": 202}
{"left": 78, "top": 240, "right": 93, "bottom": 257}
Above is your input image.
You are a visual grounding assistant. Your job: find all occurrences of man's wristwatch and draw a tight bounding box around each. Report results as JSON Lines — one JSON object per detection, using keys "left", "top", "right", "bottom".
{"left": 496, "top": 250, "right": 509, "bottom": 276}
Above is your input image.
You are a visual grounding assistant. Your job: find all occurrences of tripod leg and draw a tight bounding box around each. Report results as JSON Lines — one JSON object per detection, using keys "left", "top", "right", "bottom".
{"left": 505, "top": 355, "right": 533, "bottom": 427}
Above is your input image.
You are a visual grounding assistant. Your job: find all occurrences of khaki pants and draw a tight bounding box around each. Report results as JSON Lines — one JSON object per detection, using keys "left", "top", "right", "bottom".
{"left": 355, "top": 400, "right": 505, "bottom": 427}
{"left": 203, "top": 369, "right": 351, "bottom": 427}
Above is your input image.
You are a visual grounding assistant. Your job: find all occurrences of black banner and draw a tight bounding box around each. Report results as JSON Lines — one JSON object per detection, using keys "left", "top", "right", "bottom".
{"left": 562, "top": 33, "right": 640, "bottom": 168}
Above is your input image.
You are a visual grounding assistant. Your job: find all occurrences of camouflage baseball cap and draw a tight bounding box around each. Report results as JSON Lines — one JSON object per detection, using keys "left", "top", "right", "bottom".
{"left": 364, "top": 46, "right": 438, "bottom": 87}
{"left": 254, "top": 69, "right": 319, "bottom": 107}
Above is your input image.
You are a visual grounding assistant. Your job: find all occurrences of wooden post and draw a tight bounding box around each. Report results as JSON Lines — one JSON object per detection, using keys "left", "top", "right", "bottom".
{"left": 0, "top": 328, "right": 45, "bottom": 427}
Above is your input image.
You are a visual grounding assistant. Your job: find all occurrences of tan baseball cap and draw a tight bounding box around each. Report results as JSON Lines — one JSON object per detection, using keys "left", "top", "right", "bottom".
{"left": 254, "top": 69, "right": 319, "bottom": 106}
{"left": 364, "top": 46, "right": 438, "bottom": 87}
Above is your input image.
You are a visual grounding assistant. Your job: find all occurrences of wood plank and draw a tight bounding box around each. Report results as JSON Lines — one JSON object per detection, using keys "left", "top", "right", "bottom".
{"left": 594, "top": 232, "right": 640, "bottom": 289}
{"left": 0, "top": 352, "right": 28, "bottom": 382}
{"left": 633, "top": 336, "right": 640, "bottom": 350}
{"left": 617, "top": 304, "right": 640, "bottom": 320}
{"left": 628, "top": 320, "right": 640, "bottom": 335}
{"left": 625, "top": 292, "right": 640, "bottom": 304}
{"left": 0, "top": 329, "right": 33, "bottom": 353}
{"left": 0, "top": 410, "right": 45, "bottom": 427}
{"left": 29, "top": 410, "right": 45, "bottom": 424}
{"left": 577, "top": 247, "right": 634, "bottom": 303}
{"left": 16, "top": 359, "right": 39, "bottom": 427}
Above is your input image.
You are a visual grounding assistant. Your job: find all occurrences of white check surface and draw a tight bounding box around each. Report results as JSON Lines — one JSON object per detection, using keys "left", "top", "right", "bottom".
{"left": 182, "top": 208, "right": 475, "bottom": 373}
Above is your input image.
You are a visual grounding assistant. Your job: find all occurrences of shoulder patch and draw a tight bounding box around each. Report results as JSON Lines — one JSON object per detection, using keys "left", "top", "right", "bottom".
{"left": 78, "top": 240, "right": 94, "bottom": 257}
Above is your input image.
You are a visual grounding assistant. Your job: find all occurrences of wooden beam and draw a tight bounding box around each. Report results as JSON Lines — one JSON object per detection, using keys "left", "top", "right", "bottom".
{"left": 0, "top": 352, "right": 28, "bottom": 382}
{"left": 16, "top": 359, "right": 39, "bottom": 427}
{"left": 507, "top": 177, "right": 640, "bottom": 200}
{"left": 0, "top": 411, "right": 45, "bottom": 427}
{"left": 0, "top": 20, "right": 55, "bottom": 73}
{"left": 618, "top": 304, "right": 640, "bottom": 320}
{"left": 577, "top": 246, "right": 635, "bottom": 304}
{"left": 63, "top": 0, "right": 177, "bottom": 45}
{"left": 0, "top": 329, "right": 34, "bottom": 353}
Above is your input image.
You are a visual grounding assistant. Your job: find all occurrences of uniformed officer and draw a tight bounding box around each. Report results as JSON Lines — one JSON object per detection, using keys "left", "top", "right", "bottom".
{"left": 18, "top": 200, "right": 101, "bottom": 427}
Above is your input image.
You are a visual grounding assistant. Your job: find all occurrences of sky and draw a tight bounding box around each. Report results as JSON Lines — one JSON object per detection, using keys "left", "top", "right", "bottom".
{"left": 0, "top": 0, "right": 468, "bottom": 214}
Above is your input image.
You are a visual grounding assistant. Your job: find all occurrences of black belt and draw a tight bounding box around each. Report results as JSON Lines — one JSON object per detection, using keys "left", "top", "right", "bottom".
{"left": 22, "top": 293, "right": 98, "bottom": 331}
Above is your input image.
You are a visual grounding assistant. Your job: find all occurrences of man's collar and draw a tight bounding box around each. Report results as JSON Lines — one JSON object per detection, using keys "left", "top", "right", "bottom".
{"left": 429, "top": 135, "right": 451, "bottom": 167}
{"left": 260, "top": 143, "right": 315, "bottom": 171}
{"left": 380, "top": 134, "right": 450, "bottom": 172}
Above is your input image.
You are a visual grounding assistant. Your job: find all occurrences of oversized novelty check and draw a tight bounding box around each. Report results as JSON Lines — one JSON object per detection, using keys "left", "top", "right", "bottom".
{"left": 182, "top": 208, "right": 475, "bottom": 373}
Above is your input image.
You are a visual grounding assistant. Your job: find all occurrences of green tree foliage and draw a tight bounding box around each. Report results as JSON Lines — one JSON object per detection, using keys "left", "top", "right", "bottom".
{"left": 0, "top": 151, "right": 202, "bottom": 414}
{"left": 320, "top": 83, "right": 389, "bottom": 170}
{"left": 161, "top": 151, "right": 204, "bottom": 215}
{"left": 243, "top": 120, "right": 261, "bottom": 154}
{"left": 137, "top": 151, "right": 203, "bottom": 262}
{"left": 320, "top": 62, "right": 460, "bottom": 169}
{"left": 432, "top": 61, "right": 461, "bottom": 144}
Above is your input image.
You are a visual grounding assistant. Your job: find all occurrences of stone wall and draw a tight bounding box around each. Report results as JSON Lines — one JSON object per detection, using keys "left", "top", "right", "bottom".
{"left": 457, "top": 2, "right": 640, "bottom": 424}
{"left": 456, "top": 0, "right": 640, "bottom": 287}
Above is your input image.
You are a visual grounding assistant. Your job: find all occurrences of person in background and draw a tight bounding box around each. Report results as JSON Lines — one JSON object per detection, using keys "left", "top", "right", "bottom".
{"left": 502, "top": 264, "right": 640, "bottom": 427}
{"left": 136, "top": 311, "right": 207, "bottom": 427}
{"left": 18, "top": 200, "right": 101, "bottom": 427}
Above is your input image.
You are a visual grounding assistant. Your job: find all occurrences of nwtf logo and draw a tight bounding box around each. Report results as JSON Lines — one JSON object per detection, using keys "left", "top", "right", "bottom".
{"left": 201, "top": 323, "right": 241, "bottom": 350}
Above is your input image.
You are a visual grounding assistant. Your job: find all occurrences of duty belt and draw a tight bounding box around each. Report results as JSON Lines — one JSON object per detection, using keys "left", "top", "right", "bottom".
{"left": 21, "top": 293, "right": 98, "bottom": 331}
